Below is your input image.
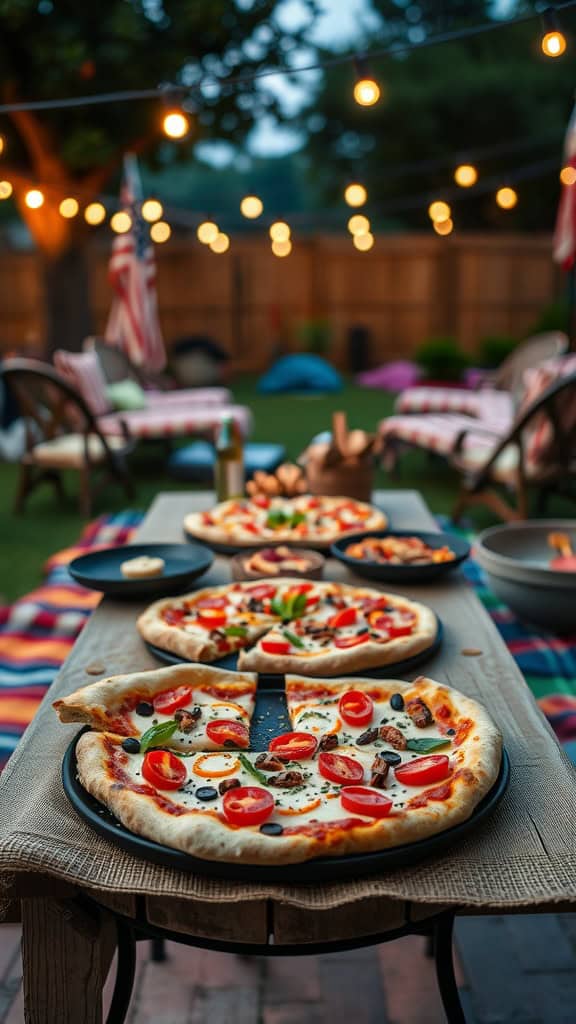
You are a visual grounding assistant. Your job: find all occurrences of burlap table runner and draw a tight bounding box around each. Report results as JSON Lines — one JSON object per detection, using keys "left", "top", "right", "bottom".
{"left": 1, "top": 491, "right": 575, "bottom": 913}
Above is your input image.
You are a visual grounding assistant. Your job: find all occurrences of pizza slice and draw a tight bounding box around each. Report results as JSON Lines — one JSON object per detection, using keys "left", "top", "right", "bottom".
{"left": 53, "top": 663, "right": 258, "bottom": 752}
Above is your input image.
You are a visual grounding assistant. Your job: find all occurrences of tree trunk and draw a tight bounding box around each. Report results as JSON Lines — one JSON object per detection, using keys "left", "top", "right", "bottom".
{"left": 42, "top": 242, "right": 94, "bottom": 356}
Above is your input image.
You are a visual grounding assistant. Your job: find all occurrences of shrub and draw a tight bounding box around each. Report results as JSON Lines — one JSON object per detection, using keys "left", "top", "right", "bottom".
{"left": 528, "top": 299, "right": 570, "bottom": 336}
{"left": 477, "top": 335, "right": 518, "bottom": 369}
{"left": 415, "top": 337, "right": 469, "bottom": 381}
{"left": 297, "top": 319, "right": 331, "bottom": 354}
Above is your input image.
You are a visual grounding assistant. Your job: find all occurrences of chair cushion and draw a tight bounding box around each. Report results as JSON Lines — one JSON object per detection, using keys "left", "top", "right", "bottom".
{"left": 519, "top": 355, "right": 576, "bottom": 472}
{"left": 106, "top": 379, "right": 147, "bottom": 411}
{"left": 143, "top": 387, "right": 232, "bottom": 408}
{"left": 26, "top": 433, "right": 127, "bottom": 470}
{"left": 379, "top": 413, "right": 497, "bottom": 457}
{"left": 54, "top": 350, "right": 110, "bottom": 416}
{"left": 395, "top": 386, "right": 513, "bottom": 429}
{"left": 98, "top": 405, "right": 253, "bottom": 441}
{"left": 258, "top": 355, "right": 342, "bottom": 395}
{"left": 168, "top": 442, "right": 286, "bottom": 481}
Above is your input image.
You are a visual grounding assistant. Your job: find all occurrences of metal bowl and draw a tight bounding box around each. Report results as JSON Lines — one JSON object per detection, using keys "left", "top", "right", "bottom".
{"left": 475, "top": 520, "right": 576, "bottom": 633}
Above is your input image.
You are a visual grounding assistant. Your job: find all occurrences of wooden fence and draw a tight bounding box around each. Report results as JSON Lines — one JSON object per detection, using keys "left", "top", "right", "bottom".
{"left": 0, "top": 233, "right": 563, "bottom": 370}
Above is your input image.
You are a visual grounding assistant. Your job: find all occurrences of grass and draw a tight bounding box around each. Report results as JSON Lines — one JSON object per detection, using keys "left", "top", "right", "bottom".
{"left": 1, "top": 375, "right": 572, "bottom": 604}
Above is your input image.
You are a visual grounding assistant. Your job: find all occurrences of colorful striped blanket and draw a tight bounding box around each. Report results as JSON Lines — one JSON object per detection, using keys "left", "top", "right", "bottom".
{"left": 1, "top": 512, "right": 575, "bottom": 770}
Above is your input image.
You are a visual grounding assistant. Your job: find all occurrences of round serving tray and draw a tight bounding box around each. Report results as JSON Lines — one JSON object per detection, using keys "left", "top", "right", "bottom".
{"left": 69, "top": 542, "right": 214, "bottom": 599}
{"left": 143, "top": 616, "right": 443, "bottom": 680}
{"left": 62, "top": 727, "right": 510, "bottom": 883}
{"left": 331, "top": 531, "right": 470, "bottom": 584}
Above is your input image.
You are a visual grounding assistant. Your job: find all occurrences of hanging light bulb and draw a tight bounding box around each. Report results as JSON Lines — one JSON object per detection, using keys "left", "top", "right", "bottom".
{"left": 433, "top": 218, "right": 454, "bottom": 236}
{"left": 496, "top": 187, "right": 518, "bottom": 210}
{"left": 110, "top": 211, "right": 132, "bottom": 234}
{"left": 541, "top": 7, "right": 567, "bottom": 57}
{"left": 25, "top": 189, "right": 44, "bottom": 209}
{"left": 272, "top": 239, "right": 292, "bottom": 257}
{"left": 0, "top": 181, "right": 13, "bottom": 200}
{"left": 162, "top": 110, "right": 190, "bottom": 139}
{"left": 84, "top": 202, "right": 106, "bottom": 225}
{"left": 353, "top": 232, "right": 374, "bottom": 251}
{"left": 353, "top": 57, "right": 381, "bottom": 106}
{"left": 560, "top": 166, "right": 576, "bottom": 186}
{"left": 197, "top": 220, "right": 219, "bottom": 244}
{"left": 454, "top": 164, "right": 478, "bottom": 188}
{"left": 428, "top": 200, "right": 451, "bottom": 223}
{"left": 344, "top": 183, "right": 368, "bottom": 207}
{"left": 0, "top": 136, "right": 5, "bottom": 156}
{"left": 348, "top": 214, "right": 370, "bottom": 236}
{"left": 240, "top": 195, "right": 263, "bottom": 218}
{"left": 210, "top": 232, "right": 230, "bottom": 254}
{"left": 269, "top": 221, "right": 291, "bottom": 243}
{"left": 142, "top": 199, "right": 163, "bottom": 222}
{"left": 59, "top": 197, "right": 79, "bottom": 218}
{"left": 151, "top": 221, "right": 171, "bottom": 243}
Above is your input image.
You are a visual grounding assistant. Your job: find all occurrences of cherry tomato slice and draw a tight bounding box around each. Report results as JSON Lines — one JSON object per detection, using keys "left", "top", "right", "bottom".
{"left": 206, "top": 720, "right": 250, "bottom": 749}
{"left": 261, "top": 640, "right": 291, "bottom": 655}
{"left": 222, "top": 786, "right": 274, "bottom": 827}
{"left": 338, "top": 689, "right": 374, "bottom": 727}
{"left": 163, "top": 607, "right": 187, "bottom": 626}
{"left": 269, "top": 731, "right": 317, "bottom": 760}
{"left": 318, "top": 752, "right": 364, "bottom": 785}
{"left": 142, "top": 750, "right": 187, "bottom": 791}
{"left": 153, "top": 686, "right": 193, "bottom": 715}
{"left": 395, "top": 755, "right": 450, "bottom": 787}
{"left": 196, "top": 596, "right": 229, "bottom": 610}
{"left": 367, "top": 610, "right": 393, "bottom": 631}
{"left": 329, "top": 607, "right": 357, "bottom": 629}
{"left": 334, "top": 634, "right": 370, "bottom": 649}
{"left": 252, "top": 495, "right": 270, "bottom": 509}
{"left": 196, "top": 608, "right": 227, "bottom": 629}
{"left": 340, "top": 786, "right": 393, "bottom": 819}
{"left": 246, "top": 584, "right": 277, "bottom": 602}
{"left": 387, "top": 624, "right": 414, "bottom": 638}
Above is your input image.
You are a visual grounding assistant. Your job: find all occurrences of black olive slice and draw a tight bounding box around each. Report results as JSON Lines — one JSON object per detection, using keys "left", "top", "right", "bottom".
{"left": 195, "top": 786, "right": 218, "bottom": 802}
{"left": 121, "top": 737, "right": 141, "bottom": 754}
{"left": 380, "top": 750, "right": 402, "bottom": 766}
{"left": 259, "top": 822, "right": 284, "bottom": 836}
{"left": 390, "top": 693, "right": 405, "bottom": 711}
{"left": 136, "top": 701, "right": 154, "bottom": 717}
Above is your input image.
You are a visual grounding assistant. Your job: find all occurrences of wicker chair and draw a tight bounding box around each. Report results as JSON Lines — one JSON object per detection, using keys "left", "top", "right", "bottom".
{"left": 2, "top": 358, "right": 135, "bottom": 518}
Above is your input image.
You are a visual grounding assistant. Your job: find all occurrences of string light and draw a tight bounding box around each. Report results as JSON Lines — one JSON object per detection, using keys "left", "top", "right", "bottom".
{"left": 0, "top": 136, "right": 4, "bottom": 155}
{"left": 433, "top": 218, "right": 454, "bottom": 236}
{"left": 454, "top": 164, "right": 478, "bottom": 187}
{"left": 110, "top": 211, "right": 132, "bottom": 233}
{"left": 0, "top": 181, "right": 13, "bottom": 199}
{"left": 353, "top": 56, "right": 381, "bottom": 106}
{"left": 353, "top": 232, "right": 375, "bottom": 251}
{"left": 59, "top": 197, "right": 79, "bottom": 218}
{"left": 142, "top": 199, "right": 163, "bottom": 222}
{"left": 272, "top": 239, "right": 292, "bottom": 257}
{"left": 210, "top": 232, "right": 230, "bottom": 253}
{"left": 151, "top": 221, "right": 171, "bottom": 243}
{"left": 269, "top": 221, "right": 291, "bottom": 243}
{"left": 348, "top": 214, "right": 370, "bottom": 236}
{"left": 25, "top": 189, "right": 44, "bottom": 209}
{"left": 162, "top": 110, "right": 190, "bottom": 139}
{"left": 344, "top": 183, "right": 368, "bottom": 207}
{"left": 560, "top": 166, "right": 576, "bottom": 186}
{"left": 240, "top": 195, "right": 263, "bottom": 218}
{"left": 496, "top": 186, "right": 518, "bottom": 209}
{"left": 84, "top": 202, "right": 106, "bottom": 225}
{"left": 197, "top": 220, "right": 219, "bottom": 244}
{"left": 428, "top": 200, "right": 451, "bottom": 223}
{"left": 541, "top": 7, "right": 567, "bottom": 57}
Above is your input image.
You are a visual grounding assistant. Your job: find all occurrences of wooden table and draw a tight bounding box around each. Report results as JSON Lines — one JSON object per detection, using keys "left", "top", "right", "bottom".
{"left": 2, "top": 490, "right": 576, "bottom": 1024}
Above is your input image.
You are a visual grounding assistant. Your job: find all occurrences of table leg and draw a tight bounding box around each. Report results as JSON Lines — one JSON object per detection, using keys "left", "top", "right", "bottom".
{"left": 433, "top": 913, "right": 466, "bottom": 1024}
{"left": 21, "top": 898, "right": 113, "bottom": 1024}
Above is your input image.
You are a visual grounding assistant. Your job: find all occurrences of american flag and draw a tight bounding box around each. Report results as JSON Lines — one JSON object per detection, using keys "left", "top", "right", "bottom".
{"left": 105, "top": 153, "right": 166, "bottom": 371}
{"left": 553, "top": 102, "right": 576, "bottom": 271}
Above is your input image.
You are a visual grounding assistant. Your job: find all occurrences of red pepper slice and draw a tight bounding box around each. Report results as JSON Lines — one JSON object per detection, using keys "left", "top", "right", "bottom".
{"left": 334, "top": 634, "right": 370, "bottom": 649}
{"left": 329, "top": 607, "right": 357, "bottom": 629}
{"left": 261, "top": 640, "right": 291, "bottom": 656}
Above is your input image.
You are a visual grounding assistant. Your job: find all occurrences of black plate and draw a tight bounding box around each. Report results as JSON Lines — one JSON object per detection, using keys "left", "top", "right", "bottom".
{"left": 331, "top": 531, "right": 470, "bottom": 583}
{"left": 62, "top": 706, "right": 510, "bottom": 883}
{"left": 69, "top": 543, "right": 214, "bottom": 598}
{"left": 144, "top": 617, "right": 443, "bottom": 680}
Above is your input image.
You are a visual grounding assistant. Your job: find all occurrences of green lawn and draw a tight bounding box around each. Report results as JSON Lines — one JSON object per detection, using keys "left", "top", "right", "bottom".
{"left": 1, "top": 375, "right": 570, "bottom": 604}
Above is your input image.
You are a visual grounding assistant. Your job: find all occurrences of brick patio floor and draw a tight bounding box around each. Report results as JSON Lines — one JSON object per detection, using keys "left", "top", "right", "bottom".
{"left": 2, "top": 913, "right": 576, "bottom": 1022}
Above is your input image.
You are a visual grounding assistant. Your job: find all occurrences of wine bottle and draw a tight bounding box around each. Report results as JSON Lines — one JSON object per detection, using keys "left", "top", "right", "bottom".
{"left": 215, "top": 414, "right": 244, "bottom": 501}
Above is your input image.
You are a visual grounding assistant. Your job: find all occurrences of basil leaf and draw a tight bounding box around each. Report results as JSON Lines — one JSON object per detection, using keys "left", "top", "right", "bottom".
{"left": 298, "top": 710, "right": 329, "bottom": 721}
{"left": 238, "top": 752, "right": 268, "bottom": 786}
{"left": 282, "top": 629, "right": 304, "bottom": 649}
{"left": 292, "top": 592, "right": 308, "bottom": 617}
{"left": 406, "top": 737, "right": 451, "bottom": 753}
{"left": 223, "top": 625, "right": 248, "bottom": 638}
{"left": 140, "top": 720, "right": 179, "bottom": 753}
{"left": 270, "top": 595, "right": 285, "bottom": 618}
{"left": 289, "top": 512, "right": 306, "bottom": 528}
{"left": 266, "top": 510, "right": 288, "bottom": 529}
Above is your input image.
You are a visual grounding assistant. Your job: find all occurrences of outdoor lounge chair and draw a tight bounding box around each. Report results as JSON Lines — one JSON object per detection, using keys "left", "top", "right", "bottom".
{"left": 1, "top": 358, "right": 135, "bottom": 517}
{"left": 380, "top": 356, "right": 576, "bottom": 522}
{"left": 394, "top": 331, "right": 568, "bottom": 423}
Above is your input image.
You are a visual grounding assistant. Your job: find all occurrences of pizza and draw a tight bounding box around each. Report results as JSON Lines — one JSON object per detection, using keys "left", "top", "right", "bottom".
{"left": 184, "top": 495, "right": 387, "bottom": 549}
{"left": 137, "top": 578, "right": 438, "bottom": 676}
{"left": 58, "top": 670, "right": 503, "bottom": 865}
{"left": 54, "top": 664, "right": 258, "bottom": 752}
{"left": 344, "top": 536, "right": 456, "bottom": 566}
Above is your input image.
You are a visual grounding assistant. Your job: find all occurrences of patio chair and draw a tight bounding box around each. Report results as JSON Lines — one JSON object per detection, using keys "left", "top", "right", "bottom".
{"left": 1, "top": 358, "right": 135, "bottom": 518}
{"left": 394, "top": 331, "right": 568, "bottom": 423}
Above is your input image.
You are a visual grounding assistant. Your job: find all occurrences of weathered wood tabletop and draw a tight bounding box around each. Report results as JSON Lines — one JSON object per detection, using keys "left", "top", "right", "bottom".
{"left": 2, "top": 490, "right": 576, "bottom": 1024}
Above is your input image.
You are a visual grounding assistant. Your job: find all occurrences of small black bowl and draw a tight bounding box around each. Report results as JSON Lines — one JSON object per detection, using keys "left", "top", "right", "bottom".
{"left": 331, "top": 530, "right": 470, "bottom": 583}
{"left": 68, "top": 542, "right": 214, "bottom": 599}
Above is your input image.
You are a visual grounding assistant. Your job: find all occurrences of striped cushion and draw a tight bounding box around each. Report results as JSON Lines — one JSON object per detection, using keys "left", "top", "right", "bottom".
{"left": 144, "top": 387, "right": 232, "bottom": 409}
{"left": 519, "top": 355, "right": 576, "bottom": 472}
{"left": 54, "top": 350, "right": 110, "bottom": 416}
{"left": 26, "top": 433, "right": 127, "bottom": 469}
{"left": 395, "top": 386, "right": 513, "bottom": 428}
{"left": 99, "top": 404, "right": 253, "bottom": 441}
{"left": 379, "top": 413, "right": 497, "bottom": 456}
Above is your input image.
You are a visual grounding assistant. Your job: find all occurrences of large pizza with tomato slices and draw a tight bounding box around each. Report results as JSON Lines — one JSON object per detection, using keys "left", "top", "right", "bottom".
{"left": 54, "top": 666, "right": 502, "bottom": 865}
{"left": 136, "top": 578, "right": 438, "bottom": 676}
{"left": 184, "top": 495, "right": 387, "bottom": 549}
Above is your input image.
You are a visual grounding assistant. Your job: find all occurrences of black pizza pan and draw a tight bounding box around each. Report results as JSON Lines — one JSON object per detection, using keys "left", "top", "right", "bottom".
{"left": 331, "top": 531, "right": 470, "bottom": 584}
{"left": 62, "top": 723, "right": 510, "bottom": 884}
{"left": 69, "top": 543, "right": 214, "bottom": 599}
{"left": 143, "top": 616, "right": 443, "bottom": 680}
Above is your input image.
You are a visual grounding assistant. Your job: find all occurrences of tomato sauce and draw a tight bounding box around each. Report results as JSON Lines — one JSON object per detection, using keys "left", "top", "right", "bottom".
{"left": 407, "top": 780, "right": 453, "bottom": 809}
{"left": 453, "top": 718, "right": 473, "bottom": 746}
{"left": 162, "top": 607, "right": 188, "bottom": 626}
{"left": 104, "top": 739, "right": 188, "bottom": 817}
{"left": 283, "top": 817, "right": 371, "bottom": 840}
{"left": 201, "top": 683, "right": 255, "bottom": 699}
